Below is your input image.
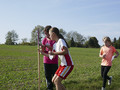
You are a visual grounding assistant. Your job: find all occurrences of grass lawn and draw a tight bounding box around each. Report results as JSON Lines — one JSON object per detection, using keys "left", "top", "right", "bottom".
{"left": 0, "top": 45, "right": 120, "bottom": 90}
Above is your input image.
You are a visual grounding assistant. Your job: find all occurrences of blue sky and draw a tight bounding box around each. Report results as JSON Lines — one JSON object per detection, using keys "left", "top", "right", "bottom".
{"left": 0, "top": 0, "right": 120, "bottom": 45}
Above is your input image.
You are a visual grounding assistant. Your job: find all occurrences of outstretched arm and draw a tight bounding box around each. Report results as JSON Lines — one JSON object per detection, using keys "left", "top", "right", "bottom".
{"left": 39, "top": 49, "right": 55, "bottom": 60}
{"left": 40, "top": 44, "right": 53, "bottom": 52}
{"left": 45, "top": 44, "right": 53, "bottom": 51}
{"left": 38, "top": 48, "right": 49, "bottom": 57}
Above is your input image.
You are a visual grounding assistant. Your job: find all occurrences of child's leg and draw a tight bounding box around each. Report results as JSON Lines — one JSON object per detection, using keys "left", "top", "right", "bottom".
{"left": 52, "top": 65, "right": 73, "bottom": 90}
{"left": 54, "top": 76, "right": 65, "bottom": 90}
{"left": 101, "top": 66, "right": 105, "bottom": 78}
{"left": 105, "top": 66, "right": 111, "bottom": 80}
{"left": 51, "top": 64, "right": 58, "bottom": 76}
{"left": 102, "top": 66, "right": 111, "bottom": 88}
{"left": 44, "top": 63, "right": 53, "bottom": 89}
{"left": 52, "top": 65, "right": 61, "bottom": 83}
{"left": 52, "top": 74, "right": 57, "bottom": 83}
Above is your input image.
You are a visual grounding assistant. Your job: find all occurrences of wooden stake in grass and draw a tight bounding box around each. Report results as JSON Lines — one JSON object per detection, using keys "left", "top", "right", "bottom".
{"left": 37, "top": 29, "right": 40, "bottom": 90}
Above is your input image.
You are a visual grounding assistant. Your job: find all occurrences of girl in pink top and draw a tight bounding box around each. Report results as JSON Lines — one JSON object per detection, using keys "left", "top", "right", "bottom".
{"left": 41, "top": 26, "right": 58, "bottom": 90}
{"left": 42, "top": 37, "right": 58, "bottom": 64}
{"left": 99, "top": 37, "right": 119, "bottom": 90}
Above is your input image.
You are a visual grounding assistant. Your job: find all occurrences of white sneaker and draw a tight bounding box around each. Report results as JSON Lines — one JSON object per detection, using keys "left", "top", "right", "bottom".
{"left": 108, "top": 76, "right": 112, "bottom": 85}
{"left": 101, "top": 87, "right": 105, "bottom": 90}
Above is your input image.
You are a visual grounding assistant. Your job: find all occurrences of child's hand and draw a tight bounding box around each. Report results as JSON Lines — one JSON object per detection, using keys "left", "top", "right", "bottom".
{"left": 40, "top": 44, "right": 45, "bottom": 48}
{"left": 102, "top": 54, "right": 106, "bottom": 58}
{"left": 48, "top": 51, "right": 54, "bottom": 55}
{"left": 114, "top": 55, "right": 118, "bottom": 58}
{"left": 38, "top": 49, "right": 43, "bottom": 55}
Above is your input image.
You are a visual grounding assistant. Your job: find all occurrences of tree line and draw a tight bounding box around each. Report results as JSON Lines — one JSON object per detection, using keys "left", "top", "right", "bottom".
{"left": 4, "top": 25, "right": 120, "bottom": 49}
{"left": 113, "top": 37, "right": 120, "bottom": 49}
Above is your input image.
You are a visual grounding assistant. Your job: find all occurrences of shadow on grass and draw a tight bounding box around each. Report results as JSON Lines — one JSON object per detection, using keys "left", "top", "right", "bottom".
{"left": 63, "top": 76, "right": 120, "bottom": 90}
{"left": 64, "top": 79, "right": 100, "bottom": 90}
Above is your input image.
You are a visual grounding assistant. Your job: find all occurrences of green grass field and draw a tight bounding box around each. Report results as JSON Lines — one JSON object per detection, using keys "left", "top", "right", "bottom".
{"left": 0, "top": 45, "right": 120, "bottom": 90}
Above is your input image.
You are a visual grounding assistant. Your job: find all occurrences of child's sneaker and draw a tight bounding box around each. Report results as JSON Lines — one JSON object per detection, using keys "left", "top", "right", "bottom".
{"left": 108, "top": 76, "right": 112, "bottom": 85}
{"left": 101, "top": 87, "right": 105, "bottom": 90}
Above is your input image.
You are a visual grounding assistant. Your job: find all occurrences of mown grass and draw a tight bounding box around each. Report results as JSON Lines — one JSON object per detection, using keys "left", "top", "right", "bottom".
{"left": 0, "top": 45, "right": 120, "bottom": 90}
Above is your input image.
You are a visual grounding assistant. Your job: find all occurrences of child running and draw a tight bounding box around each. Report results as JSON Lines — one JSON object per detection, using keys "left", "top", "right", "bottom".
{"left": 99, "top": 36, "right": 119, "bottom": 90}
{"left": 40, "top": 27, "right": 74, "bottom": 90}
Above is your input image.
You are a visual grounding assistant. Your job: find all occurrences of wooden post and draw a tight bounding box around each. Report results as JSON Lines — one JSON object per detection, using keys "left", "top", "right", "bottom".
{"left": 37, "top": 29, "right": 40, "bottom": 90}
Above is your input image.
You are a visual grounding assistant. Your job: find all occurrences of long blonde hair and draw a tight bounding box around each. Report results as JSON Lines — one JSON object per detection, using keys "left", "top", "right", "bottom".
{"left": 103, "top": 36, "right": 112, "bottom": 45}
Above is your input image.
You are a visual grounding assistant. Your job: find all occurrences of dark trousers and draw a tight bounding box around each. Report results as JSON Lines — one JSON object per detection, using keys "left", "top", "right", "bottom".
{"left": 101, "top": 66, "right": 111, "bottom": 88}
{"left": 44, "top": 63, "right": 58, "bottom": 90}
